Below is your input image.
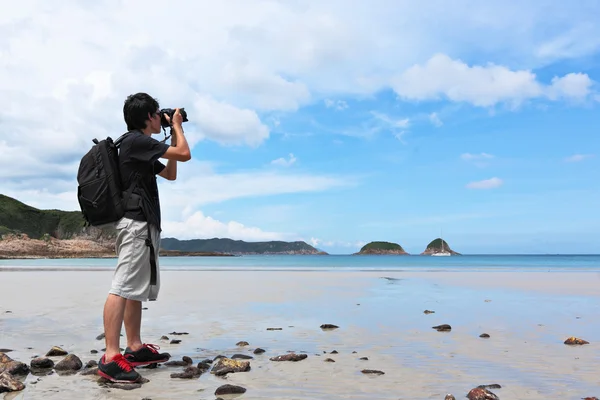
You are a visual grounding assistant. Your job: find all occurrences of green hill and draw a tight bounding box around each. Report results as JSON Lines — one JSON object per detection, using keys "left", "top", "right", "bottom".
{"left": 354, "top": 241, "right": 409, "bottom": 255}
{"left": 161, "top": 237, "right": 325, "bottom": 255}
{"left": 421, "top": 238, "right": 460, "bottom": 255}
{"left": 0, "top": 194, "right": 91, "bottom": 239}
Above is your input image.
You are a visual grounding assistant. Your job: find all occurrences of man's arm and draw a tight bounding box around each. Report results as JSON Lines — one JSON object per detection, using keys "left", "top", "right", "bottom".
{"left": 158, "top": 134, "right": 178, "bottom": 180}
{"left": 160, "top": 109, "right": 191, "bottom": 162}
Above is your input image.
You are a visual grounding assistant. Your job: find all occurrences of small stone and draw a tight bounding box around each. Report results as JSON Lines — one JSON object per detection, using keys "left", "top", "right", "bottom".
{"left": 45, "top": 346, "right": 68, "bottom": 357}
{"left": 361, "top": 369, "right": 384, "bottom": 375}
{"left": 445, "top": 395, "right": 456, "bottom": 400}
{"left": 90, "top": 350, "right": 98, "bottom": 354}
{"left": 79, "top": 367, "right": 99, "bottom": 376}
{"left": 330, "top": 350, "right": 338, "bottom": 354}
{"left": 424, "top": 310, "right": 435, "bottom": 314}
{"left": 197, "top": 362, "right": 211, "bottom": 372}
{"left": 467, "top": 387, "right": 499, "bottom": 400}
{"left": 142, "top": 307, "right": 148, "bottom": 310}
{"left": 96, "top": 333, "right": 105, "bottom": 340}
{"left": 215, "top": 384, "right": 247, "bottom": 395}
{"left": 324, "top": 358, "right": 335, "bottom": 362}
{"left": 210, "top": 357, "right": 250, "bottom": 376}
{"left": 170, "top": 366, "right": 203, "bottom": 379}
{"left": 0, "top": 371, "right": 25, "bottom": 393}
{"left": 85, "top": 360, "right": 98, "bottom": 369}
{"left": 0, "top": 349, "right": 12, "bottom": 353}
{"left": 55, "top": 354, "right": 83, "bottom": 371}
{"left": 320, "top": 324, "right": 339, "bottom": 329}
{"left": 170, "top": 339, "right": 181, "bottom": 344}
{"left": 160, "top": 335, "right": 169, "bottom": 340}
{"left": 359, "top": 357, "right": 368, "bottom": 360}
{"left": 480, "top": 333, "right": 490, "bottom": 338}
{"left": 253, "top": 348, "right": 266, "bottom": 354}
{"left": 352, "top": 351, "right": 357, "bottom": 354}
{"left": 564, "top": 337, "right": 589, "bottom": 345}
{"left": 236, "top": 341, "right": 249, "bottom": 346}
{"left": 231, "top": 354, "right": 253, "bottom": 360}
{"left": 31, "top": 357, "right": 54, "bottom": 369}
{"left": 266, "top": 327, "right": 282, "bottom": 330}
{"left": 270, "top": 353, "right": 307, "bottom": 362}
{"left": 201, "top": 358, "right": 213, "bottom": 364}
{"left": 477, "top": 384, "right": 502, "bottom": 390}
{"left": 164, "top": 356, "right": 193, "bottom": 367}
{"left": 432, "top": 324, "right": 452, "bottom": 332}
{"left": 213, "top": 355, "right": 226, "bottom": 361}
{"left": 169, "top": 331, "right": 188, "bottom": 335}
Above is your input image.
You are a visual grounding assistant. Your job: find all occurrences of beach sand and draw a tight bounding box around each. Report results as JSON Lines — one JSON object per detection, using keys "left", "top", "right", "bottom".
{"left": 0, "top": 270, "right": 598, "bottom": 399}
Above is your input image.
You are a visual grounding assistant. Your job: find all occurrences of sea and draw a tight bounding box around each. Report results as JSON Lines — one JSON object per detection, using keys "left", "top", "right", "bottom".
{"left": 1, "top": 254, "right": 599, "bottom": 272}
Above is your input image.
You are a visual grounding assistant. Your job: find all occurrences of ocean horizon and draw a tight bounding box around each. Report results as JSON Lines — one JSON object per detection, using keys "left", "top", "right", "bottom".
{"left": 2, "top": 253, "right": 600, "bottom": 273}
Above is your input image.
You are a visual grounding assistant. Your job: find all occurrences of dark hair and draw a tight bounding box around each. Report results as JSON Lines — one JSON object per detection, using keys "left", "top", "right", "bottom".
{"left": 123, "top": 93, "right": 160, "bottom": 131}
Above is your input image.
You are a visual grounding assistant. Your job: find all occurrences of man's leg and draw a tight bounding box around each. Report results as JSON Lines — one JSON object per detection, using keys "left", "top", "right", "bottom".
{"left": 124, "top": 299, "right": 143, "bottom": 351}
{"left": 103, "top": 293, "right": 127, "bottom": 361}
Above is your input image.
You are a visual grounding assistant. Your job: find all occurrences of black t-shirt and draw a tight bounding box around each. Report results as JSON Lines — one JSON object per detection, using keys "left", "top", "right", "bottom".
{"left": 118, "top": 130, "right": 170, "bottom": 231}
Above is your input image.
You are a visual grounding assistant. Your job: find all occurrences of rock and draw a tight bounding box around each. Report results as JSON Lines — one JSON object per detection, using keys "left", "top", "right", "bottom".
{"left": 55, "top": 354, "right": 83, "bottom": 371}
{"left": 320, "top": 324, "right": 339, "bottom": 329}
{"left": 432, "top": 324, "right": 452, "bottom": 332}
{"left": 85, "top": 360, "right": 98, "bottom": 369}
{"left": 266, "top": 327, "right": 282, "bottom": 330}
{"left": 169, "top": 332, "right": 189, "bottom": 335}
{"left": 231, "top": 354, "right": 253, "bottom": 360}
{"left": 164, "top": 356, "right": 193, "bottom": 367}
{"left": 359, "top": 357, "right": 368, "bottom": 360}
{"left": 324, "top": 358, "right": 335, "bottom": 362}
{"left": 424, "top": 310, "right": 435, "bottom": 314}
{"left": 215, "top": 384, "right": 247, "bottom": 395}
{"left": 31, "top": 357, "right": 54, "bottom": 369}
{"left": 445, "top": 395, "right": 456, "bottom": 400}
{"left": 98, "top": 376, "right": 147, "bottom": 390}
{"left": 236, "top": 341, "right": 249, "bottom": 346}
{"left": 478, "top": 384, "right": 502, "bottom": 390}
{"left": 564, "top": 337, "right": 589, "bottom": 345}
{"left": 330, "top": 350, "right": 338, "bottom": 354}
{"left": 142, "top": 307, "right": 148, "bottom": 310}
{"left": 210, "top": 357, "right": 251, "bottom": 376}
{"left": 213, "top": 355, "right": 226, "bottom": 361}
{"left": 90, "top": 350, "right": 98, "bottom": 354}
{"left": 170, "top": 366, "right": 203, "bottom": 379}
{"left": 582, "top": 397, "right": 599, "bottom": 400}
{"left": 0, "top": 371, "right": 25, "bottom": 393}
{"left": 270, "top": 353, "right": 307, "bottom": 362}
{"left": 467, "top": 387, "right": 499, "bottom": 400}
{"left": 45, "top": 346, "right": 68, "bottom": 356}
{"left": 96, "top": 333, "right": 105, "bottom": 340}
{"left": 0, "top": 354, "right": 30, "bottom": 375}
{"left": 197, "top": 362, "right": 211, "bottom": 372}
{"left": 80, "top": 367, "right": 99, "bottom": 376}
{"left": 480, "top": 333, "right": 490, "bottom": 338}
{"left": 160, "top": 336, "right": 169, "bottom": 340}
{"left": 361, "top": 369, "right": 384, "bottom": 375}
{"left": 0, "top": 349, "right": 12, "bottom": 353}
{"left": 170, "top": 339, "right": 181, "bottom": 344}
{"left": 253, "top": 348, "right": 266, "bottom": 354}
{"left": 201, "top": 358, "right": 213, "bottom": 364}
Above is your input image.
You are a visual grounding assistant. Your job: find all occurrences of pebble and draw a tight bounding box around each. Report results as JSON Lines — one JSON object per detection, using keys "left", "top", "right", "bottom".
{"left": 215, "top": 384, "right": 247, "bottom": 395}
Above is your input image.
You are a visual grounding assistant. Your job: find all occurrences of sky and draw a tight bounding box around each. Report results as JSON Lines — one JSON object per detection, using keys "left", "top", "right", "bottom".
{"left": 1, "top": 0, "right": 600, "bottom": 254}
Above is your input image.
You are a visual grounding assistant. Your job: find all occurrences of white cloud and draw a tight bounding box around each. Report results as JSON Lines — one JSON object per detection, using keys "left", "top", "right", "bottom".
{"left": 565, "top": 154, "right": 594, "bottom": 162}
{"left": 162, "top": 211, "right": 287, "bottom": 241}
{"left": 461, "top": 153, "right": 495, "bottom": 161}
{"left": 429, "top": 112, "right": 443, "bottom": 127}
{"left": 466, "top": 177, "right": 503, "bottom": 189}
{"left": 324, "top": 99, "right": 349, "bottom": 110}
{"left": 392, "top": 54, "right": 595, "bottom": 107}
{"left": 271, "top": 153, "right": 297, "bottom": 167}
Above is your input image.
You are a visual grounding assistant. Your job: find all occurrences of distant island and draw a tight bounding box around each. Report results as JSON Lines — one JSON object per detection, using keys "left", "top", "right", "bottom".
{"left": 354, "top": 241, "right": 409, "bottom": 255}
{"left": 420, "top": 238, "right": 461, "bottom": 255}
{"left": 161, "top": 237, "right": 326, "bottom": 255}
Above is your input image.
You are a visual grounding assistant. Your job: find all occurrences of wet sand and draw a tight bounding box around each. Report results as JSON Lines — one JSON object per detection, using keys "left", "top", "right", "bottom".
{"left": 0, "top": 270, "right": 598, "bottom": 399}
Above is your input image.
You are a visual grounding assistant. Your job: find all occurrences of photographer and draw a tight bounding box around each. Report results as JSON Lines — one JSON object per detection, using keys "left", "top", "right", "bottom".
{"left": 97, "top": 92, "right": 191, "bottom": 383}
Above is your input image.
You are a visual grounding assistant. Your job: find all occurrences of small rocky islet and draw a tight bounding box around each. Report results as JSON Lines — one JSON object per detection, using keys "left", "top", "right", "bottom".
{"left": 354, "top": 239, "right": 461, "bottom": 255}
{"left": 1, "top": 321, "right": 594, "bottom": 399}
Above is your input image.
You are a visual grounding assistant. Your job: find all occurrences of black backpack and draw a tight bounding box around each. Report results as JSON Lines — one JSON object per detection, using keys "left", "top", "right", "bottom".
{"left": 76, "top": 133, "right": 134, "bottom": 227}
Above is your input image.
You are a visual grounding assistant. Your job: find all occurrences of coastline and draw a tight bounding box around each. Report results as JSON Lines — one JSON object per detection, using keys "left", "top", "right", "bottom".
{"left": 1, "top": 269, "right": 598, "bottom": 399}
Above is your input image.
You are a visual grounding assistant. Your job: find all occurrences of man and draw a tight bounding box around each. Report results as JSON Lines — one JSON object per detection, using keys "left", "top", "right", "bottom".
{"left": 97, "top": 93, "right": 191, "bottom": 383}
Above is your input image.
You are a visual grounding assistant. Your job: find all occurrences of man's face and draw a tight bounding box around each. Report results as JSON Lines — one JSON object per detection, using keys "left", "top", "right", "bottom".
{"left": 147, "top": 108, "right": 162, "bottom": 134}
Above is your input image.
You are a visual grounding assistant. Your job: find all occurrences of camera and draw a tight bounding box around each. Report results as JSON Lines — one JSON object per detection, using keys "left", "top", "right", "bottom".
{"left": 160, "top": 108, "right": 188, "bottom": 128}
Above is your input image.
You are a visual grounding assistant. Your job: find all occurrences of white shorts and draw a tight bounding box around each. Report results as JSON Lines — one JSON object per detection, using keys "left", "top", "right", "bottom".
{"left": 109, "top": 217, "right": 161, "bottom": 301}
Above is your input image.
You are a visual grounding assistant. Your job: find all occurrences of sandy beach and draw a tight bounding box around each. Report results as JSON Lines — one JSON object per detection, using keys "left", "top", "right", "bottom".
{"left": 1, "top": 269, "right": 598, "bottom": 399}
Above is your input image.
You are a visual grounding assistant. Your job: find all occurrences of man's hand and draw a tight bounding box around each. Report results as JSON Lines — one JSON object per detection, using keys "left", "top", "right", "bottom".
{"left": 163, "top": 108, "right": 183, "bottom": 128}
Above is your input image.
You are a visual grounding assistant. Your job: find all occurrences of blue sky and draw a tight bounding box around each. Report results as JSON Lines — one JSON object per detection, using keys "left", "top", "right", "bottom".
{"left": 1, "top": 1, "right": 600, "bottom": 254}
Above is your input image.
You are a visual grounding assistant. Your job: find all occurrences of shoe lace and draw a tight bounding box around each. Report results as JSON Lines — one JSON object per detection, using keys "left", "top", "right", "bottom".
{"left": 113, "top": 354, "right": 133, "bottom": 372}
{"left": 143, "top": 343, "right": 161, "bottom": 354}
